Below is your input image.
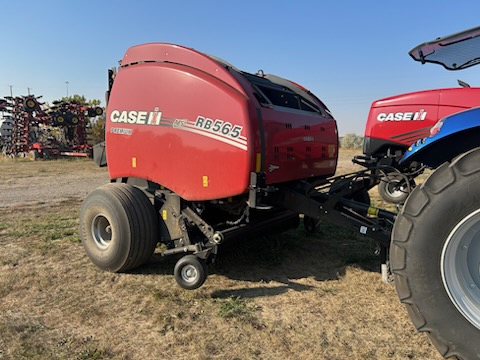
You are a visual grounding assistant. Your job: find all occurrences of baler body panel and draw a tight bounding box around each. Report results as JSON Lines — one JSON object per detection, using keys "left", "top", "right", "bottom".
{"left": 227, "top": 69, "right": 338, "bottom": 183}
{"left": 106, "top": 43, "right": 337, "bottom": 200}
{"left": 121, "top": 43, "right": 247, "bottom": 97}
{"left": 363, "top": 87, "right": 480, "bottom": 155}
{"left": 107, "top": 62, "right": 252, "bottom": 201}
{"left": 259, "top": 107, "right": 337, "bottom": 183}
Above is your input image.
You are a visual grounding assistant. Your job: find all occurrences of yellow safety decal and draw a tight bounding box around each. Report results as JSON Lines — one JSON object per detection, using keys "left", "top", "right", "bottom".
{"left": 162, "top": 210, "right": 167, "bottom": 220}
{"left": 256, "top": 153, "right": 262, "bottom": 172}
{"left": 203, "top": 176, "right": 209, "bottom": 187}
{"left": 367, "top": 207, "right": 379, "bottom": 216}
{"left": 132, "top": 157, "right": 137, "bottom": 168}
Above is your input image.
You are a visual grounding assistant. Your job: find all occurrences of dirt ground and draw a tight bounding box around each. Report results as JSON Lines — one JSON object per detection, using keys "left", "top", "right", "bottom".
{"left": 0, "top": 160, "right": 108, "bottom": 208}
{"left": 0, "top": 150, "right": 362, "bottom": 209}
{"left": 0, "top": 152, "right": 443, "bottom": 360}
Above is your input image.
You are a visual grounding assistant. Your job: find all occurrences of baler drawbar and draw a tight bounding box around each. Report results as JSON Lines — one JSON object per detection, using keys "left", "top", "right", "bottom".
{"left": 81, "top": 43, "right": 395, "bottom": 289}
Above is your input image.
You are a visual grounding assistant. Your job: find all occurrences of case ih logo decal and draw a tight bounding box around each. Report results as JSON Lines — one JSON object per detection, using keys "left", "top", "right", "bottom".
{"left": 109, "top": 109, "right": 247, "bottom": 151}
{"left": 377, "top": 109, "right": 427, "bottom": 122}
{"left": 110, "top": 109, "right": 162, "bottom": 125}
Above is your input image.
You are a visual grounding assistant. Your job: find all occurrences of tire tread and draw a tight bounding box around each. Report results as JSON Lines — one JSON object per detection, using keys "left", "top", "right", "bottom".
{"left": 80, "top": 183, "right": 158, "bottom": 273}
{"left": 391, "top": 148, "right": 480, "bottom": 360}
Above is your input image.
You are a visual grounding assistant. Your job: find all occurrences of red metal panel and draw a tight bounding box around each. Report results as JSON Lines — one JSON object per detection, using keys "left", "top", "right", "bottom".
{"left": 106, "top": 62, "right": 253, "bottom": 201}
{"left": 364, "top": 88, "right": 480, "bottom": 146}
{"left": 121, "top": 43, "right": 247, "bottom": 97}
{"left": 438, "top": 88, "right": 480, "bottom": 118}
{"left": 260, "top": 107, "right": 337, "bottom": 183}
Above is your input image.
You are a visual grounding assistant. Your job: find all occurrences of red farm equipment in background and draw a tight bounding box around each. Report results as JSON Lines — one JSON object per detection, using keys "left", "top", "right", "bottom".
{"left": 0, "top": 94, "right": 103, "bottom": 159}
{"left": 356, "top": 83, "right": 480, "bottom": 203}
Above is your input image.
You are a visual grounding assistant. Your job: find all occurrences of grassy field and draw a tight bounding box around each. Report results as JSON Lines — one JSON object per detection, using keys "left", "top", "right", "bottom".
{"left": 0, "top": 151, "right": 442, "bottom": 360}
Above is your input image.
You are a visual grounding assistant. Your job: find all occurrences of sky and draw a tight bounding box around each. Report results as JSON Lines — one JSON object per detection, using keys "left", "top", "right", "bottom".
{"left": 1, "top": 0, "right": 480, "bottom": 135}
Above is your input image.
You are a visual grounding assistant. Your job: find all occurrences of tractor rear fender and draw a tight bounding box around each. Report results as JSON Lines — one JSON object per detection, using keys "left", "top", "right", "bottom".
{"left": 400, "top": 106, "right": 480, "bottom": 168}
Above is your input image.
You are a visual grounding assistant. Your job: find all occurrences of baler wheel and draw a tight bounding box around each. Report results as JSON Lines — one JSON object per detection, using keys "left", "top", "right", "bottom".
{"left": 79, "top": 183, "right": 158, "bottom": 272}
{"left": 174, "top": 255, "right": 208, "bottom": 290}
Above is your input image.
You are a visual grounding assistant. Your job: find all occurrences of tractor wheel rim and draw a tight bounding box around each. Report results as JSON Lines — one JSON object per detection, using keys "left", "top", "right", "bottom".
{"left": 91, "top": 214, "right": 112, "bottom": 250}
{"left": 181, "top": 264, "right": 198, "bottom": 283}
{"left": 441, "top": 208, "right": 480, "bottom": 330}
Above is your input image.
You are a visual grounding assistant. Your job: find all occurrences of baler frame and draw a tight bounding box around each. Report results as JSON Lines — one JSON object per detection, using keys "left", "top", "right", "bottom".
{"left": 104, "top": 167, "right": 396, "bottom": 289}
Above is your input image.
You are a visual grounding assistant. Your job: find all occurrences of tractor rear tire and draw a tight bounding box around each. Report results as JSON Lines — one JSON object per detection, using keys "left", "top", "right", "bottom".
{"left": 391, "top": 147, "right": 480, "bottom": 360}
{"left": 80, "top": 183, "right": 158, "bottom": 272}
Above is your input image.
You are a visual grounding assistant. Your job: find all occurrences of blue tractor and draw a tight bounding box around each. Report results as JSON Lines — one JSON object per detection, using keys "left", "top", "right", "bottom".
{"left": 391, "top": 26, "right": 480, "bottom": 359}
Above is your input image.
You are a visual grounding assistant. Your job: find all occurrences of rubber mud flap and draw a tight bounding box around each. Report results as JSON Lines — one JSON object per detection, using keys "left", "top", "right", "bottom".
{"left": 93, "top": 142, "right": 107, "bottom": 167}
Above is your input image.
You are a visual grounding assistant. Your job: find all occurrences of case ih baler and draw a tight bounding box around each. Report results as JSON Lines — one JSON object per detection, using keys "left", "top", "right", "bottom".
{"left": 81, "top": 43, "right": 395, "bottom": 290}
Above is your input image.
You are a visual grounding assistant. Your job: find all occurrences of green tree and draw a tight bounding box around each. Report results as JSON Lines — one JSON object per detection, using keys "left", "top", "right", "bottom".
{"left": 88, "top": 117, "right": 105, "bottom": 144}
{"left": 340, "top": 133, "right": 364, "bottom": 149}
{"left": 61, "top": 94, "right": 101, "bottom": 107}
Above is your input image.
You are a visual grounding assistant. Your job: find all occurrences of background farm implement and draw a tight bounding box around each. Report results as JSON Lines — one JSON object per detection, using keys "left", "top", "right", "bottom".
{"left": 0, "top": 94, "right": 103, "bottom": 159}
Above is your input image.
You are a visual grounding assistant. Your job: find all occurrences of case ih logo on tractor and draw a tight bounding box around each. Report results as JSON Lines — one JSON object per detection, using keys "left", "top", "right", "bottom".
{"left": 80, "top": 27, "right": 480, "bottom": 359}
{"left": 376, "top": 109, "right": 428, "bottom": 122}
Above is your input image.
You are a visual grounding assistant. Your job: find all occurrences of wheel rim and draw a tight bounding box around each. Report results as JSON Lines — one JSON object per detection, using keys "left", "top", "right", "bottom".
{"left": 91, "top": 214, "right": 112, "bottom": 250}
{"left": 181, "top": 264, "right": 199, "bottom": 284}
{"left": 441, "top": 208, "right": 480, "bottom": 330}
{"left": 386, "top": 180, "right": 406, "bottom": 198}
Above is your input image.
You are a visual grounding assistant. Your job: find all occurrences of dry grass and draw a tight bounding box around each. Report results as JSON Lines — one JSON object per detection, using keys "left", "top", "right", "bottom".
{"left": 0, "top": 150, "right": 442, "bottom": 360}
{"left": 0, "top": 157, "right": 100, "bottom": 181}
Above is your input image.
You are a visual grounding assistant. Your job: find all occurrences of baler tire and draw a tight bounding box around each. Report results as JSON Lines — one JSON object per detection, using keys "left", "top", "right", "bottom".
{"left": 174, "top": 255, "right": 207, "bottom": 290}
{"left": 79, "top": 183, "right": 158, "bottom": 273}
{"left": 391, "top": 147, "right": 480, "bottom": 360}
{"left": 378, "top": 173, "right": 412, "bottom": 204}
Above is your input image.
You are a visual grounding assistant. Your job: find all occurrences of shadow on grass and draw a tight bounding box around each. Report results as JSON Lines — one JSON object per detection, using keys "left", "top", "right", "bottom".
{"left": 211, "top": 280, "right": 315, "bottom": 299}
{"left": 133, "top": 220, "right": 383, "bottom": 299}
